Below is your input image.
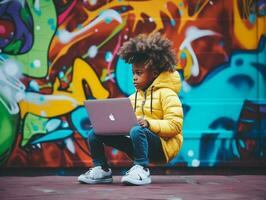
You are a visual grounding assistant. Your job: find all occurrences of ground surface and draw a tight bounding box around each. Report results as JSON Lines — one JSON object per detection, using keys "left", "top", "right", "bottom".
{"left": 1, "top": 174, "right": 265, "bottom": 200}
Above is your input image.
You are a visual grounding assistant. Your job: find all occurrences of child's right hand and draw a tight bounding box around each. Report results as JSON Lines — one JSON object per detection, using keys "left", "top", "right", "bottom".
{"left": 137, "top": 118, "right": 150, "bottom": 128}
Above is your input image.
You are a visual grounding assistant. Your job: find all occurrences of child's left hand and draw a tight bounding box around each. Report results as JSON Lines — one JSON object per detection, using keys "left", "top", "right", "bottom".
{"left": 137, "top": 118, "right": 150, "bottom": 128}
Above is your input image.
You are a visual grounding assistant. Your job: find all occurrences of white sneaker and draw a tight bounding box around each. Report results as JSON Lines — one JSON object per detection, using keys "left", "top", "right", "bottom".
{"left": 121, "top": 165, "right": 151, "bottom": 185}
{"left": 78, "top": 166, "right": 113, "bottom": 184}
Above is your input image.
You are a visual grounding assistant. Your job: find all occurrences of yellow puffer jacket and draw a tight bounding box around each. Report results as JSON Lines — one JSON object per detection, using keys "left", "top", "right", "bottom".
{"left": 129, "top": 71, "right": 183, "bottom": 162}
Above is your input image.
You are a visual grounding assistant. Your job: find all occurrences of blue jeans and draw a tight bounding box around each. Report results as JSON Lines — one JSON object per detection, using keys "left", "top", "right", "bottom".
{"left": 87, "top": 125, "right": 165, "bottom": 167}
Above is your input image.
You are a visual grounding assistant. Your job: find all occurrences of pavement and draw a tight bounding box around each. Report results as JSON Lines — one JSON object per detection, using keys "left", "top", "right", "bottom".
{"left": 1, "top": 168, "right": 266, "bottom": 200}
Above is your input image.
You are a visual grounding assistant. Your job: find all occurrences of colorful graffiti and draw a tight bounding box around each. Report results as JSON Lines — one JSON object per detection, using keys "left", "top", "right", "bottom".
{"left": 0, "top": 0, "right": 265, "bottom": 168}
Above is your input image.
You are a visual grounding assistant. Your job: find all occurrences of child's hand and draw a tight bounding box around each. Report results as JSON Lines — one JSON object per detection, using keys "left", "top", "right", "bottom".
{"left": 137, "top": 118, "right": 150, "bottom": 128}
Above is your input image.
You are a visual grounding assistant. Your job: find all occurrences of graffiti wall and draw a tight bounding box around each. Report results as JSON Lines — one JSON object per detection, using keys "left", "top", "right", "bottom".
{"left": 0, "top": 0, "right": 265, "bottom": 168}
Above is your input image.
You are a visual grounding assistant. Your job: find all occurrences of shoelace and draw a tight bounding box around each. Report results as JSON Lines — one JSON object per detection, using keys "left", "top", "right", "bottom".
{"left": 126, "top": 165, "right": 143, "bottom": 175}
{"left": 85, "top": 167, "right": 103, "bottom": 178}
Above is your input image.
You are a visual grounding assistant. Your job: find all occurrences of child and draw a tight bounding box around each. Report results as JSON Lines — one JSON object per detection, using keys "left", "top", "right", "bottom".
{"left": 78, "top": 32, "right": 183, "bottom": 185}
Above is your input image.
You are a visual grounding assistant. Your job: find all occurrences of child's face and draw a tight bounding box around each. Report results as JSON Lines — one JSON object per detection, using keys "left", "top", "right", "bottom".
{"left": 132, "top": 62, "right": 158, "bottom": 91}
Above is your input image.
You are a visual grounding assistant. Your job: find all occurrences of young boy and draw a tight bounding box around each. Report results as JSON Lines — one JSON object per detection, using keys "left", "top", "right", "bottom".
{"left": 78, "top": 32, "right": 183, "bottom": 185}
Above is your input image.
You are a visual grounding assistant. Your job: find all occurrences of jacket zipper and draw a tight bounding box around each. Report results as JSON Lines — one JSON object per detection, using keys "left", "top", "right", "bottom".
{"left": 141, "top": 90, "right": 147, "bottom": 118}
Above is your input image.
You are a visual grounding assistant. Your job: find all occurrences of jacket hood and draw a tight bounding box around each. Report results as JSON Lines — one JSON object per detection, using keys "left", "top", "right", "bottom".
{"left": 149, "top": 71, "right": 181, "bottom": 93}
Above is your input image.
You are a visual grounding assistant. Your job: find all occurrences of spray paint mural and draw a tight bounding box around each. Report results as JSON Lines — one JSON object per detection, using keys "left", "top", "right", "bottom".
{"left": 0, "top": 0, "right": 265, "bottom": 168}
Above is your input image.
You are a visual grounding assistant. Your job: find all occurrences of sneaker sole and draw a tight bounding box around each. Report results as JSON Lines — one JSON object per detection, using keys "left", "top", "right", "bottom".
{"left": 78, "top": 177, "right": 113, "bottom": 184}
{"left": 121, "top": 177, "right": 151, "bottom": 186}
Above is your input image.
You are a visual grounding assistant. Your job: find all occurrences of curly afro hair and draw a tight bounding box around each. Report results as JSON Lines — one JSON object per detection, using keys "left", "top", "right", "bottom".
{"left": 118, "top": 32, "right": 177, "bottom": 72}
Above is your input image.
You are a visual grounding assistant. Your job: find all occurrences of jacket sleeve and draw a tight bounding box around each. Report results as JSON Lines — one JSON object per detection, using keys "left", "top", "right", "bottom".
{"left": 147, "top": 89, "right": 183, "bottom": 138}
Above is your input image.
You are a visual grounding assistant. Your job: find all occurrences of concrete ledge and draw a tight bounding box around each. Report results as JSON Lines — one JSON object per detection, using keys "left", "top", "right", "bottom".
{"left": 1, "top": 175, "right": 266, "bottom": 200}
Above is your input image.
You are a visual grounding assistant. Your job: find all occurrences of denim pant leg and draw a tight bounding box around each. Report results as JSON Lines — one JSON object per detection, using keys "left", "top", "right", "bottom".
{"left": 87, "top": 129, "right": 133, "bottom": 167}
{"left": 130, "top": 125, "right": 165, "bottom": 167}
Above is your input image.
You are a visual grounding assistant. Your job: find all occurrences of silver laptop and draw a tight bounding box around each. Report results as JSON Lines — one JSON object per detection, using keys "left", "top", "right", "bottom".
{"left": 84, "top": 98, "right": 138, "bottom": 135}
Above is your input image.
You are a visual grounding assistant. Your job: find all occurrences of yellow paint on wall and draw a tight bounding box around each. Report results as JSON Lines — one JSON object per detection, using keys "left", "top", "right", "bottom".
{"left": 19, "top": 58, "right": 109, "bottom": 118}
{"left": 233, "top": 0, "right": 266, "bottom": 49}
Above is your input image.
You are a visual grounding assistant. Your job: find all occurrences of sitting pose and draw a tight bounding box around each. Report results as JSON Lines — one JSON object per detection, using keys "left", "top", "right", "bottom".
{"left": 78, "top": 32, "right": 183, "bottom": 185}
